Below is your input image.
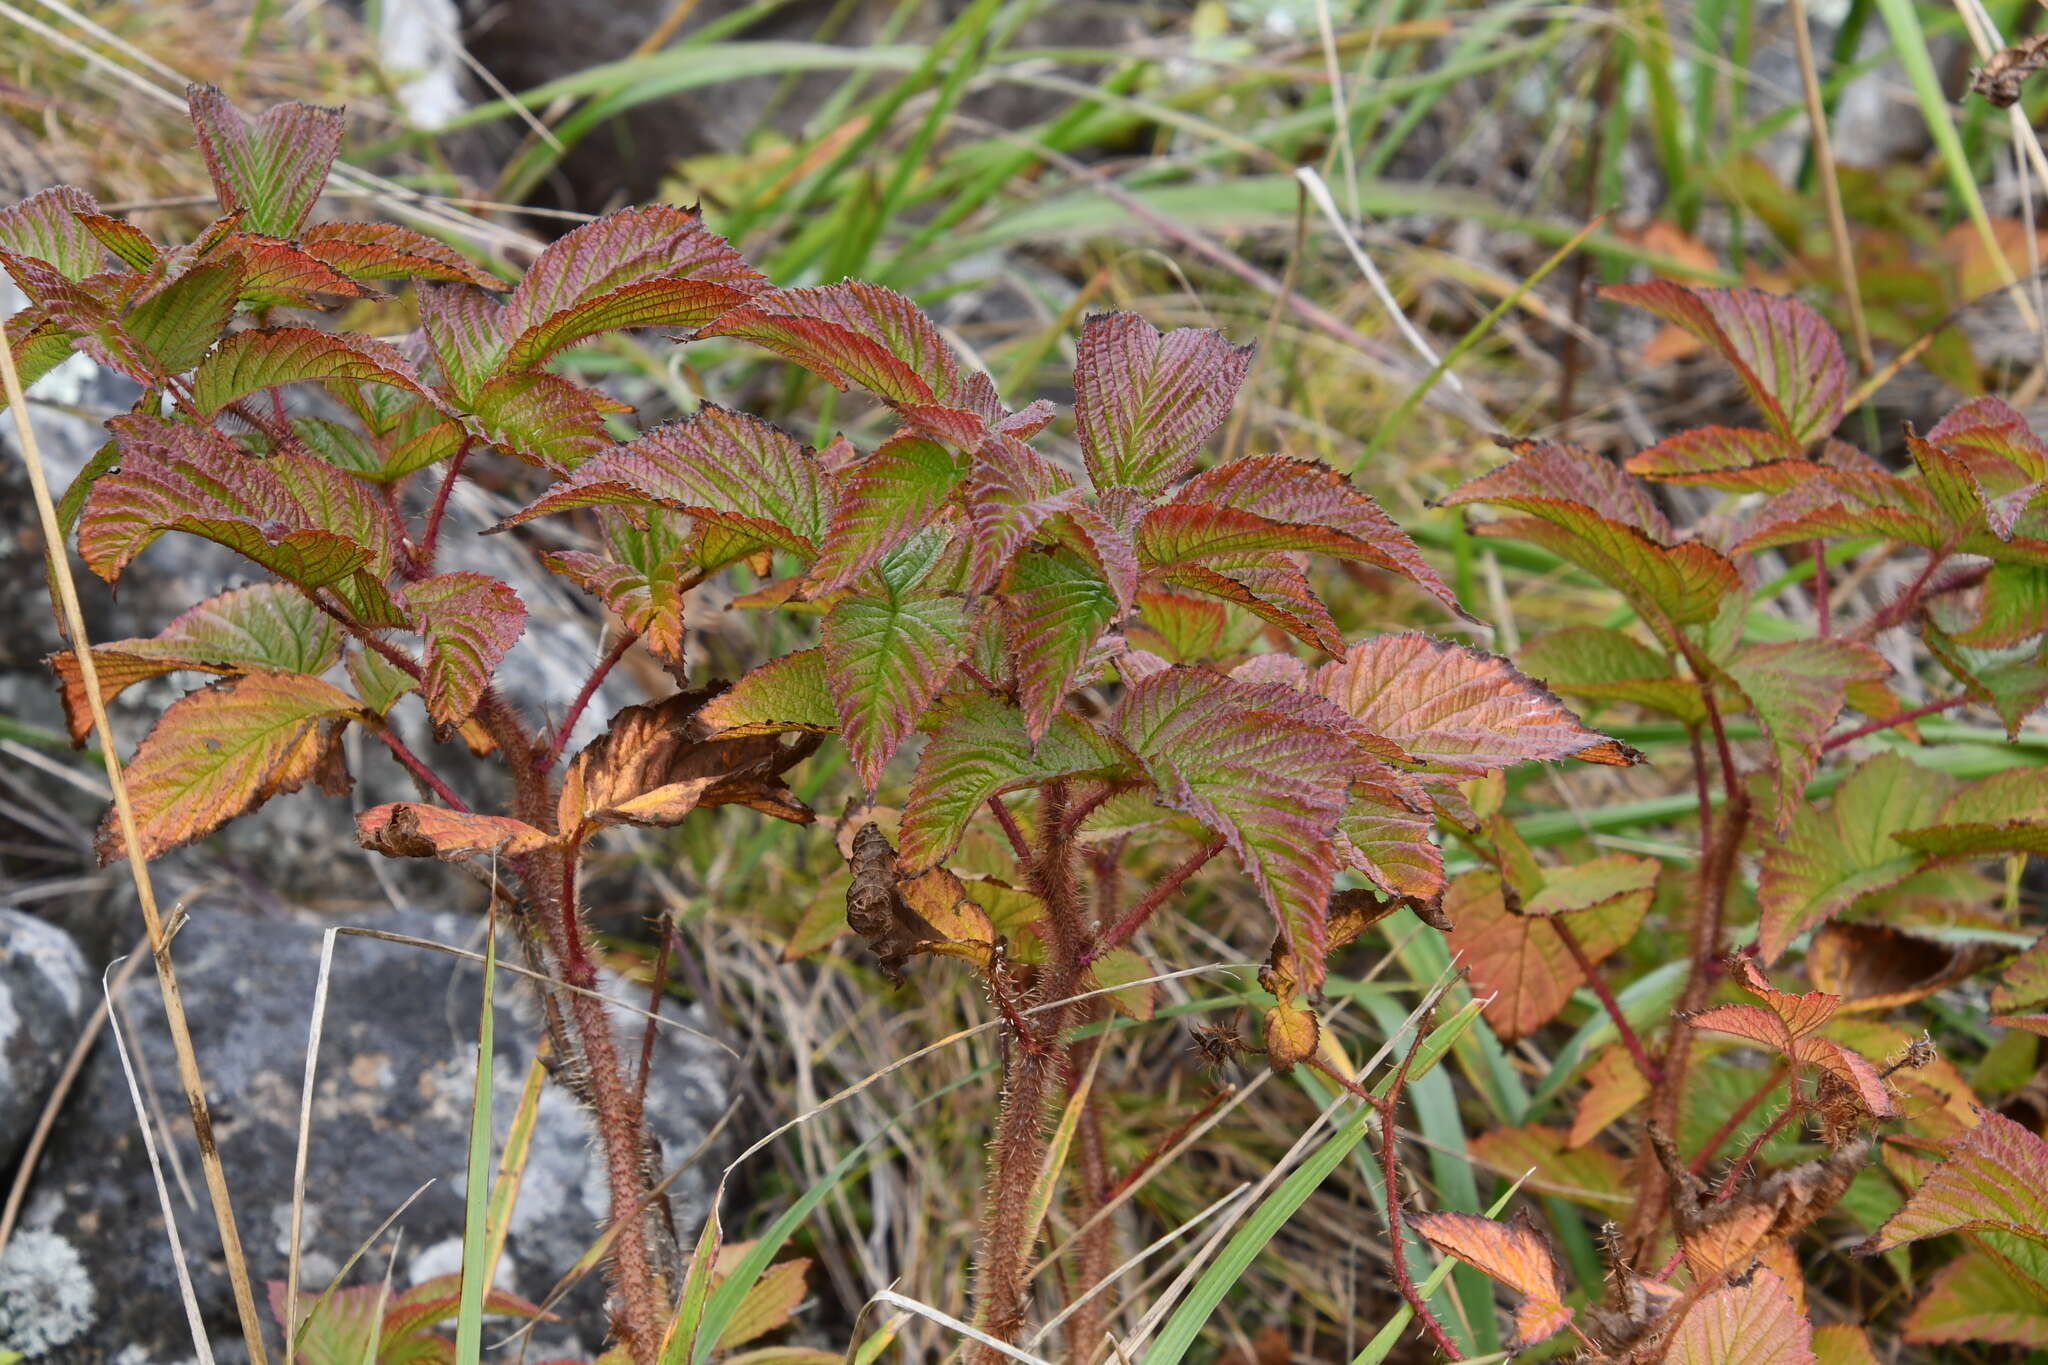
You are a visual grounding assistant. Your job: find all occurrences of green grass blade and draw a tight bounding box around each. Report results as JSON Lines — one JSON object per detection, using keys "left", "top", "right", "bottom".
{"left": 1347, "top": 1175, "right": 1530, "bottom": 1365}
{"left": 452, "top": 907, "right": 496, "bottom": 1365}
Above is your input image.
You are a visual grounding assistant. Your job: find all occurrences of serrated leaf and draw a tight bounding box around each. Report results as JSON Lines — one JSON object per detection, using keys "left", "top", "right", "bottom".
{"left": 398, "top": 573, "right": 525, "bottom": 730}
{"left": 1924, "top": 619, "right": 2048, "bottom": 736}
{"left": 299, "top": 221, "right": 501, "bottom": 287}
{"left": 1626, "top": 426, "right": 1812, "bottom": 490}
{"left": 1518, "top": 626, "right": 1704, "bottom": 724}
{"left": 495, "top": 404, "right": 830, "bottom": 563}
{"left": 1071, "top": 310, "right": 1251, "bottom": 495}
{"left": 1131, "top": 590, "right": 1230, "bottom": 661}
{"left": 697, "top": 280, "right": 959, "bottom": 405}
{"left": 355, "top": 803, "right": 552, "bottom": 860}
{"left": 1408, "top": 1208, "right": 1573, "bottom": 1348}
{"left": 1312, "top": 633, "right": 1639, "bottom": 774}
{"left": 962, "top": 434, "right": 1080, "bottom": 592}
{"left": 543, "top": 512, "right": 692, "bottom": 665}
{"left": 1002, "top": 547, "right": 1120, "bottom": 740}
{"left": 898, "top": 693, "right": 1120, "bottom": 871}
{"left": 0, "top": 184, "right": 103, "bottom": 279}
{"left": 465, "top": 370, "right": 614, "bottom": 470}
{"left": 1903, "top": 1246, "right": 2048, "bottom": 1346}
{"left": 76, "top": 211, "right": 159, "bottom": 271}
{"left": 100, "top": 671, "right": 359, "bottom": 861}
{"left": 80, "top": 414, "right": 403, "bottom": 601}
{"left": 1736, "top": 461, "right": 2048, "bottom": 572}
{"left": 219, "top": 232, "right": 367, "bottom": 306}
{"left": 1862, "top": 1111, "right": 2048, "bottom": 1252}
{"left": 560, "top": 691, "right": 815, "bottom": 834}
{"left": 822, "top": 587, "right": 973, "bottom": 789}
{"left": 1444, "top": 866, "right": 1649, "bottom": 1039}
{"left": 1606, "top": 282, "right": 1845, "bottom": 445}
{"left": 1163, "top": 454, "right": 1461, "bottom": 616}
{"left": 190, "top": 326, "right": 431, "bottom": 416}
{"left": 48, "top": 583, "right": 340, "bottom": 743}
{"left": 1156, "top": 556, "right": 1344, "bottom": 653}
{"left": 1991, "top": 934, "right": 2048, "bottom": 1014}
{"left": 186, "top": 85, "right": 341, "bottom": 237}
{"left": 1665, "top": 1268, "right": 1815, "bottom": 1365}
{"left": 123, "top": 260, "right": 244, "bottom": 373}
{"left": 346, "top": 646, "right": 415, "bottom": 716}
{"left": 1112, "top": 668, "right": 1353, "bottom": 985}
{"left": 1453, "top": 437, "right": 1673, "bottom": 537}
{"left": 1756, "top": 753, "right": 1956, "bottom": 962}
{"left": 1895, "top": 768, "right": 2048, "bottom": 858}
{"left": 700, "top": 650, "right": 837, "bottom": 737}
{"left": 418, "top": 284, "right": 510, "bottom": 400}
{"left": 1334, "top": 771, "right": 1442, "bottom": 902}
{"left": 1569, "top": 1045, "right": 1650, "bottom": 1147}
{"left": 1722, "top": 639, "right": 1890, "bottom": 833}
{"left": 807, "top": 434, "right": 962, "bottom": 594}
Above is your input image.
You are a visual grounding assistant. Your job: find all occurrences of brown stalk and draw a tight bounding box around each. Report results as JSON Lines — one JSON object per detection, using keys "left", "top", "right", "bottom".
{"left": 2, "top": 320, "right": 273, "bottom": 1365}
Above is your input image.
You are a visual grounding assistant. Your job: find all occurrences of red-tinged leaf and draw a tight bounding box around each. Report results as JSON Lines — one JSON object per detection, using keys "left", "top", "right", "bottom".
{"left": 76, "top": 211, "right": 159, "bottom": 271}
{"left": 699, "top": 649, "right": 837, "bottom": 737}
{"left": 1922, "top": 620, "right": 2048, "bottom": 738}
{"left": 122, "top": 260, "right": 245, "bottom": 374}
{"left": 186, "top": 85, "right": 341, "bottom": 237}
{"left": 1131, "top": 590, "right": 1231, "bottom": 661}
{"left": 1136, "top": 502, "right": 1411, "bottom": 570}
{"left": 1072, "top": 310, "right": 1252, "bottom": 495}
{"left": 1755, "top": 753, "right": 1956, "bottom": 962}
{"left": 898, "top": 693, "right": 1121, "bottom": 871}
{"left": 81, "top": 414, "right": 404, "bottom": 593}
{"left": 1903, "top": 1246, "right": 2048, "bottom": 1346}
{"left": 0, "top": 321, "right": 82, "bottom": 410}
{"left": 963, "top": 434, "right": 1081, "bottom": 592}
{"left": 299, "top": 221, "right": 501, "bottom": 287}
{"left": 465, "top": 370, "right": 613, "bottom": 470}
{"left": 1958, "top": 563, "right": 2048, "bottom": 647}
{"left": 1449, "top": 438, "right": 1673, "bottom": 537}
{"left": 504, "top": 204, "right": 762, "bottom": 344}
{"left": 1569, "top": 1045, "right": 1651, "bottom": 1147}
{"left": 418, "top": 284, "right": 510, "bottom": 401}
{"left": 1798, "top": 1037, "right": 1895, "bottom": 1116}
{"left": 355, "top": 803, "right": 552, "bottom": 860}
{"left": 1480, "top": 511, "right": 1742, "bottom": 642}
{"left": 1312, "top": 633, "right": 1639, "bottom": 774}
{"left": 697, "top": 280, "right": 958, "bottom": 406}
{"left": 1665, "top": 1268, "right": 1815, "bottom": 1365}
{"left": 1990, "top": 933, "right": 2048, "bottom": 1014}
{"left": 1626, "top": 426, "right": 1814, "bottom": 491}
{"left": 1605, "top": 282, "right": 1846, "bottom": 445}
{"left": 1167, "top": 455, "right": 1463, "bottom": 617}
{"left": 1445, "top": 867, "right": 1647, "bottom": 1038}
{"left": 1466, "top": 1125, "right": 1633, "bottom": 1215}
{"left": 1156, "top": 558, "right": 1344, "bottom": 654}
{"left": 1112, "top": 668, "right": 1353, "bottom": 985}
{"left": 189, "top": 326, "right": 432, "bottom": 416}
{"left": 508, "top": 276, "right": 759, "bottom": 370}
{"left": 542, "top": 512, "right": 692, "bottom": 665}
{"left": 1895, "top": 768, "right": 2048, "bottom": 858}
{"left": 807, "top": 434, "right": 962, "bottom": 594}
{"left": 0, "top": 185, "right": 103, "bottom": 279}
{"left": 219, "top": 232, "right": 369, "bottom": 305}
{"left": 823, "top": 588, "right": 973, "bottom": 789}
{"left": 99, "top": 671, "right": 359, "bottom": 861}
{"left": 493, "top": 404, "right": 830, "bottom": 562}
{"left": 1003, "top": 546, "right": 1121, "bottom": 741}
{"left": 1334, "top": 770, "right": 1443, "bottom": 903}
{"left": 1722, "top": 639, "right": 1890, "bottom": 833}
{"left": 398, "top": 573, "right": 525, "bottom": 730}
{"left": 559, "top": 691, "right": 815, "bottom": 834}
{"left": 47, "top": 583, "right": 341, "bottom": 744}
{"left": 1407, "top": 1209, "right": 1574, "bottom": 1348}
{"left": 1736, "top": 463, "right": 2048, "bottom": 571}
{"left": 1928, "top": 395, "right": 2048, "bottom": 477}
{"left": 1862, "top": 1111, "right": 2048, "bottom": 1251}
{"left": 1691, "top": 957, "right": 1841, "bottom": 1056}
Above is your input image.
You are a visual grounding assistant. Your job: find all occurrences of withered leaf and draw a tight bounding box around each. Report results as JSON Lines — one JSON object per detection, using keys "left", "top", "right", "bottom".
{"left": 1806, "top": 922, "right": 2002, "bottom": 1012}
{"left": 1974, "top": 31, "right": 2048, "bottom": 107}
{"left": 559, "top": 688, "right": 818, "bottom": 833}
{"left": 844, "top": 821, "right": 997, "bottom": 985}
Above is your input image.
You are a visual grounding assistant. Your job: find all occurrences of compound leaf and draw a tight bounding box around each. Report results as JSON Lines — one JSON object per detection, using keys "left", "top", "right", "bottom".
{"left": 1072, "top": 310, "right": 1251, "bottom": 495}
{"left": 399, "top": 573, "right": 526, "bottom": 730}
{"left": 186, "top": 85, "right": 342, "bottom": 237}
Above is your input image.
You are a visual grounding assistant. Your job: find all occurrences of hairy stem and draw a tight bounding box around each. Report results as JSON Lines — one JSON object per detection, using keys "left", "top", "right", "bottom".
{"left": 371, "top": 724, "right": 471, "bottom": 811}
{"left": 1082, "top": 838, "right": 1225, "bottom": 965}
{"left": 539, "top": 631, "right": 639, "bottom": 772}
{"left": 1822, "top": 693, "right": 1966, "bottom": 752}
{"left": 416, "top": 440, "right": 473, "bottom": 572}
{"left": 1369, "top": 1032, "right": 1461, "bottom": 1358}
{"left": 1689, "top": 1062, "right": 1788, "bottom": 1174}
{"left": 1063, "top": 1024, "right": 1114, "bottom": 1357}
{"left": 1550, "top": 918, "right": 1657, "bottom": 1083}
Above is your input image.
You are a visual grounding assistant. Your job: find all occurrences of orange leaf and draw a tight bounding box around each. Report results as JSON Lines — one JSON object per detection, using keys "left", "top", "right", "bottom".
{"left": 356, "top": 803, "right": 553, "bottom": 860}
{"left": 1408, "top": 1208, "right": 1573, "bottom": 1348}
{"left": 1665, "top": 1268, "right": 1814, "bottom": 1365}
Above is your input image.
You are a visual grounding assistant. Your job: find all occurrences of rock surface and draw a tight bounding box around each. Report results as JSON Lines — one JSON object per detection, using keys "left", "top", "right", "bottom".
{"left": 0, "top": 909, "right": 93, "bottom": 1166}
{"left": 13, "top": 904, "right": 729, "bottom": 1363}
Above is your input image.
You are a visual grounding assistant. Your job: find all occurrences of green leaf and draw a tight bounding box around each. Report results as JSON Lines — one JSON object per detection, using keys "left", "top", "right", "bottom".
{"left": 187, "top": 85, "right": 343, "bottom": 236}
{"left": 465, "top": 370, "right": 613, "bottom": 470}
{"left": 1113, "top": 668, "right": 1353, "bottom": 985}
{"left": 1518, "top": 626, "right": 1703, "bottom": 725}
{"left": 1002, "top": 547, "right": 1119, "bottom": 741}
{"left": 99, "top": 670, "right": 360, "bottom": 862}
{"left": 49, "top": 583, "right": 341, "bottom": 744}
{"left": 696, "top": 280, "right": 961, "bottom": 406}
{"left": 190, "top": 327, "right": 432, "bottom": 417}
{"left": 1904, "top": 1245, "right": 2048, "bottom": 1346}
{"left": 700, "top": 650, "right": 837, "bottom": 737}
{"left": 1721, "top": 638, "right": 1890, "bottom": 834}
{"left": 1335, "top": 771, "right": 1443, "bottom": 904}
{"left": 1862, "top": 1112, "right": 2048, "bottom": 1252}
{"left": 542, "top": 512, "right": 693, "bottom": 666}
{"left": 807, "top": 434, "right": 962, "bottom": 594}
{"left": 1895, "top": 768, "right": 2048, "bottom": 858}
{"left": 1755, "top": 752, "right": 1955, "bottom": 962}
{"left": 123, "top": 260, "right": 243, "bottom": 373}
{"left": 419, "top": 285, "right": 511, "bottom": 401}
{"left": 898, "top": 693, "right": 1120, "bottom": 871}
{"left": 1625, "top": 425, "right": 1810, "bottom": 490}
{"left": 1926, "top": 620, "right": 2048, "bottom": 737}
{"left": 1071, "top": 310, "right": 1251, "bottom": 496}
{"left": 399, "top": 573, "right": 526, "bottom": 730}
{"left": 822, "top": 588, "right": 973, "bottom": 788}
{"left": 0, "top": 185, "right": 103, "bottom": 279}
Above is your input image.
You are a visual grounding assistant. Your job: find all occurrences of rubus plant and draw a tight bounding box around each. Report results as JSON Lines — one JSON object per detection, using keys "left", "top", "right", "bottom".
{"left": 6, "top": 84, "right": 2044, "bottom": 1365}
{"left": 2, "top": 85, "right": 1648, "bottom": 1362}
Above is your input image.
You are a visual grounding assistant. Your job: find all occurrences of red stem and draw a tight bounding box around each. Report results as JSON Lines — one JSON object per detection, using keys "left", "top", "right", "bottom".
{"left": 1713, "top": 1098, "right": 1801, "bottom": 1200}
{"left": 372, "top": 725, "right": 470, "bottom": 811}
{"left": 1550, "top": 918, "right": 1658, "bottom": 1083}
{"left": 632, "top": 929, "right": 673, "bottom": 1121}
{"left": 539, "top": 632, "right": 638, "bottom": 771}
{"left": 1689, "top": 1062, "right": 1787, "bottom": 1173}
{"left": 1366, "top": 1042, "right": 1462, "bottom": 1357}
{"left": 559, "top": 832, "right": 593, "bottom": 984}
{"left": 416, "top": 440, "right": 473, "bottom": 572}
{"left": 1082, "top": 838, "right": 1225, "bottom": 965}
{"left": 1821, "top": 693, "right": 1966, "bottom": 752}
{"left": 987, "top": 794, "right": 1032, "bottom": 863}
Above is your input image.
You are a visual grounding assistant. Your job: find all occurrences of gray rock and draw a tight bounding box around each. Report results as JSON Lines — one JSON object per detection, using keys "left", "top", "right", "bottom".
{"left": 0, "top": 910, "right": 93, "bottom": 1167}
{"left": 18, "top": 904, "right": 729, "bottom": 1363}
